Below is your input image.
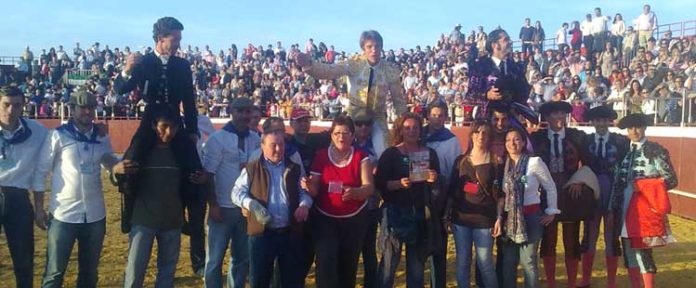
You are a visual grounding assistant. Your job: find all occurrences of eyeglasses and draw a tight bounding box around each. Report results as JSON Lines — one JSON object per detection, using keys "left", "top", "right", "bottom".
{"left": 355, "top": 121, "right": 373, "bottom": 127}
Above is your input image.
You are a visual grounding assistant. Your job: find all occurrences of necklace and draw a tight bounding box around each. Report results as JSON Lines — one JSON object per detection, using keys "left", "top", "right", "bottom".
{"left": 330, "top": 145, "right": 352, "bottom": 164}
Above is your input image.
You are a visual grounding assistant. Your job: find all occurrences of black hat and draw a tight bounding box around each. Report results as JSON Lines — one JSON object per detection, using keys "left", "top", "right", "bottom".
{"left": 584, "top": 105, "right": 617, "bottom": 121}
{"left": 618, "top": 113, "right": 649, "bottom": 129}
{"left": 539, "top": 101, "right": 572, "bottom": 116}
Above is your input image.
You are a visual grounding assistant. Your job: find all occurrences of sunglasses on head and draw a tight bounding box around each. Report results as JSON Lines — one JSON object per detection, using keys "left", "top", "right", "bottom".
{"left": 355, "top": 120, "right": 373, "bottom": 127}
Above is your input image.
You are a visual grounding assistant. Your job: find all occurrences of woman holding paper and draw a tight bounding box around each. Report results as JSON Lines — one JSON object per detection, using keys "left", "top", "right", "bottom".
{"left": 374, "top": 112, "right": 441, "bottom": 288}
{"left": 307, "top": 115, "right": 374, "bottom": 288}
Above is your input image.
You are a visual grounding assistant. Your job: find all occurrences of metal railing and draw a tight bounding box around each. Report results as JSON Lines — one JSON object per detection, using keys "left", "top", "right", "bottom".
{"left": 0, "top": 56, "right": 23, "bottom": 66}
{"left": 24, "top": 99, "right": 696, "bottom": 128}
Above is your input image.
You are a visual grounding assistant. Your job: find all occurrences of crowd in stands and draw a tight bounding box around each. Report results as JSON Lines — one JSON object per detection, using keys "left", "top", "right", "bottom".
{"left": 2, "top": 4, "right": 696, "bottom": 125}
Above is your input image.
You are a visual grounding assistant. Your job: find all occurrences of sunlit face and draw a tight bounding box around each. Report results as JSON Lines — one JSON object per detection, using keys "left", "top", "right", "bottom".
{"left": 73, "top": 105, "right": 95, "bottom": 128}
{"left": 232, "top": 107, "right": 252, "bottom": 126}
{"left": 505, "top": 130, "right": 525, "bottom": 155}
{"left": 157, "top": 30, "right": 182, "bottom": 55}
{"left": 428, "top": 107, "right": 446, "bottom": 130}
{"left": 546, "top": 110, "right": 567, "bottom": 131}
{"left": 401, "top": 118, "right": 421, "bottom": 143}
{"left": 471, "top": 125, "right": 490, "bottom": 148}
{"left": 291, "top": 117, "right": 311, "bottom": 136}
{"left": 154, "top": 118, "right": 179, "bottom": 143}
{"left": 248, "top": 109, "right": 261, "bottom": 130}
{"left": 331, "top": 124, "right": 353, "bottom": 151}
{"left": 262, "top": 132, "right": 285, "bottom": 163}
{"left": 491, "top": 111, "right": 508, "bottom": 132}
{"left": 361, "top": 39, "right": 382, "bottom": 65}
{"left": 0, "top": 96, "right": 23, "bottom": 126}
{"left": 591, "top": 118, "right": 612, "bottom": 135}
{"left": 354, "top": 119, "right": 372, "bottom": 142}
{"left": 627, "top": 126, "right": 646, "bottom": 142}
{"left": 494, "top": 32, "right": 512, "bottom": 55}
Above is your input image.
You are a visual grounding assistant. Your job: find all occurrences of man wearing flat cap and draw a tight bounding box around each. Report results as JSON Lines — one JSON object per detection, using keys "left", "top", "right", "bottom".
{"left": 577, "top": 105, "right": 629, "bottom": 287}
{"left": 200, "top": 97, "right": 260, "bottom": 288}
{"left": 35, "top": 90, "right": 120, "bottom": 287}
{"left": 608, "top": 113, "right": 677, "bottom": 288}
{"left": 530, "top": 101, "right": 596, "bottom": 288}
{"left": 0, "top": 86, "right": 49, "bottom": 287}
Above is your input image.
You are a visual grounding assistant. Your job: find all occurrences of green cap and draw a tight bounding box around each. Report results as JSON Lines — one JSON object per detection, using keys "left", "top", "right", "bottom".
{"left": 70, "top": 90, "right": 97, "bottom": 107}
{"left": 231, "top": 97, "right": 254, "bottom": 109}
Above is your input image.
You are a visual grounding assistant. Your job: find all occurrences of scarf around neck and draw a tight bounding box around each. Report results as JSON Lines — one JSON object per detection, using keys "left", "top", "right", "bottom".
{"left": 503, "top": 153, "right": 530, "bottom": 244}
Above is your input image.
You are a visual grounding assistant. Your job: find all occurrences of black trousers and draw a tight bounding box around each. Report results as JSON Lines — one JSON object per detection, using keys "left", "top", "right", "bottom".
{"left": 0, "top": 187, "right": 34, "bottom": 288}
{"left": 361, "top": 208, "right": 381, "bottom": 288}
{"left": 313, "top": 209, "right": 369, "bottom": 288}
{"left": 184, "top": 191, "right": 206, "bottom": 272}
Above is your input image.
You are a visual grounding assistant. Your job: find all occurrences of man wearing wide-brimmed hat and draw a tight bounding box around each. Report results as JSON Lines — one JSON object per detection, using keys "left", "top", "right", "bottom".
{"left": 577, "top": 105, "right": 630, "bottom": 288}
{"left": 608, "top": 113, "right": 677, "bottom": 288}
{"left": 530, "top": 101, "right": 596, "bottom": 288}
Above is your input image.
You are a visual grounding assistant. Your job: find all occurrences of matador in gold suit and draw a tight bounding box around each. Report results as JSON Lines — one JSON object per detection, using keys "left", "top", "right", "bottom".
{"left": 304, "top": 53, "right": 406, "bottom": 156}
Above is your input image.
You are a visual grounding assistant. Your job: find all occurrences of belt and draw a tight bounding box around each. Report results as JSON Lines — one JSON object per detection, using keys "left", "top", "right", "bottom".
{"left": 523, "top": 204, "right": 541, "bottom": 216}
{"left": 0, "top": 186, "right": 28, "bottom": 194}
{"left": 264, "top": 226, "right": 290, "bottom": 235}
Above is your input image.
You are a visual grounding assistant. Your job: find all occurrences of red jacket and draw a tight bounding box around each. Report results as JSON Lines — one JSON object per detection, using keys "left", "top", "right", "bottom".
{"left": 626, "top": 178, "right": 671, "bottom": 248}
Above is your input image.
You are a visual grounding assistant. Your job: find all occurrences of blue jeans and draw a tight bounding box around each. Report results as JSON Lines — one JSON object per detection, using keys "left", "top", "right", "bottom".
{"left": 501, "top": 212, "right": 543, "bottom": 288}
{"left": 204, "top": 207, "right": 249, "bottom": 288}
{"left": 452, "top": 224, "right": 498, "bottom": 288}
{"left": 0, "top": 188, "right": 34, "bottom": 288}
{"left": 41, "top": 217, "right": 106, "bottom": 288}
{"left": 249, "top": 229, "right": 304, "bottom": 288}
{"left": 124, "top": 225, "right": 181, "bottom": 288}
{"left": 377, "top": 209, "right": 427, "bottom": 288}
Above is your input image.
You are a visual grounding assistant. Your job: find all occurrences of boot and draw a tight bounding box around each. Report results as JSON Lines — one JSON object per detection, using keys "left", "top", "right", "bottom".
{"left": 606, "top": 256, "right": 619, "bottom": 288}
{"left": 576, "top": 252, "right": 595, "bottom": 287}
{"left": 565, "top": 257, "right": 579, "bottom": 288}
{"left": 627, "top": 267, "right": 641, "bottom": 288}
{"left": 542, "top": 256, "right": 557, "bottom": 288}
{"left": 641, "top": 273, "right": 655, "bottom": 288}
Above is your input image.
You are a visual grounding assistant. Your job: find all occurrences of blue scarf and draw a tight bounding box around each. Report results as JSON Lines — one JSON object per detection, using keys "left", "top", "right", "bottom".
{"left": 56, "top": 120, "right": 100, "bottom": 144}
{"left": 354, "top": 138, "right": 376, "bottom": 158}
{"left": 425, "top": 126, "right": 456, "bottom": 143}
{"left": 1, "top": 118, "right": 33, "bottom": 158}
{"left": 285, "top": 140, "right": 298, "bottom": 158}
{"left": 222, "top": 122, "right": 250, "bottom": 140}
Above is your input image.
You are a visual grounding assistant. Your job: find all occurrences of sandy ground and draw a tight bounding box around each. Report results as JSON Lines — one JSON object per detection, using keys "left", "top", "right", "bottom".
{"left": 1, "top": 172, "right": 695, "bottom": 287}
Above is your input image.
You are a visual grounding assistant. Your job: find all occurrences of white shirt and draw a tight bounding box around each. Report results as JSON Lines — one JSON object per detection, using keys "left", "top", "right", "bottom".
{"left": 202, "top": 127, "right": 261, "bottom": 208}
{"left": 35, "top": 125, "right": 119, "bottom": 224}
{"left": 196, "top": 114, "right": 216, "bottom": 153}
{"left": 0, "top": 119, "right": 49, "bottom": 191}
{"left": 593, "top": 132, "right": 609, "bottom": 157}
{"left": 634, "top": 12, "right": 657, "bottom": 31}
{"left": 547, "top": 127, "right": 566, "bottom": 157}
{"left": 591, "top": 15, "right": 610, "bottom": 34}
{"left": 556, "top": 27, "right": 568, "bottom": 45}
{"left": 503, "top": 156, "right": 560, "bottom": 215}
{"left": 611, "top": 21, "right": 626, "bottom": 37}
{"left": 580, "top": 20, "right": 593, "bottom": 36}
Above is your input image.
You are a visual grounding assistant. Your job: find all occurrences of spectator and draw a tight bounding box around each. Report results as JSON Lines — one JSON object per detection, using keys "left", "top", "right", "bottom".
{"left": 532, "top": 21, "right": 546, "bottom": 52}
{"left": 556, "top": 23, "right": 569, "bottom": 52}
{"left": 581, "top": 14, "right": 594, "bottom": 55}
{"left": 519, "top": 18, "right": 535, "bottom": 56}
{"left": 634, "top": 4, "right": 658, "bottom": 48}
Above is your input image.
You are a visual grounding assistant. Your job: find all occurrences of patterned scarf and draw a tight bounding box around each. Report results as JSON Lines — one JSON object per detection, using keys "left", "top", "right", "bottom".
{"left": 503, "top": 153, "right": 530, "bottom": 244}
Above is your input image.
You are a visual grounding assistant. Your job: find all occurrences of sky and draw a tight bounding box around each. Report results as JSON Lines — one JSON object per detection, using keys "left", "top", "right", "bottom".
{"left": 1, "top": 0, "right": 694, "bottom": 56}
